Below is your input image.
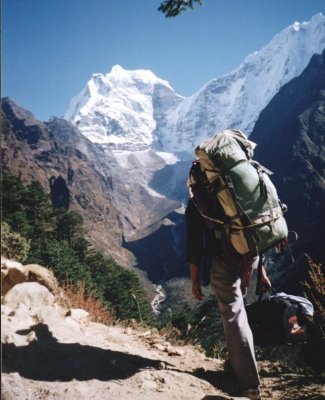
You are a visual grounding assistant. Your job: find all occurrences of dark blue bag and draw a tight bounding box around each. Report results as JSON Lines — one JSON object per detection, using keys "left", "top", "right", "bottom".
{"left": 245, "top": 290, "right": 314, "bottom": 345}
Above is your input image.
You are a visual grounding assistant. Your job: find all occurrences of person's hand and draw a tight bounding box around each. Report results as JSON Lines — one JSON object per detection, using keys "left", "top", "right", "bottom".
{"left": 192, "top": 280, "right": 204, "bottom": 301}
{"left": 190, "top": 263, "right": 204, "bottom": 300}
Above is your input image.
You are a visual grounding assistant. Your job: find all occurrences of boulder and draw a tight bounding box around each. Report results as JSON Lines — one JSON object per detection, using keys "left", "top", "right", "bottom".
{"left": 1, "top": 258, "right": 28, "bottom": 295}
{"left": 1, "top": 259, "right": 60, "bottom": 297}
{"left": 66, "top": 308, "right": 90, "bottom": 321}
{"left": 4, "top": 282, "right": 55, "bottom": 309}
{"left": 25, "top": 263, "right": 59, "bottom": 294}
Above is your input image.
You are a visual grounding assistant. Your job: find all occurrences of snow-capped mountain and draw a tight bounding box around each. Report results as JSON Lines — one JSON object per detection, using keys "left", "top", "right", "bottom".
{"left": 65, "top": 14, "right": 325, "bottom": 154}
{"left": 164, "top": 13, "right": 325, "bottom": 152}
{"left": 65, "top": 65, "right": 183, "bottom": 151}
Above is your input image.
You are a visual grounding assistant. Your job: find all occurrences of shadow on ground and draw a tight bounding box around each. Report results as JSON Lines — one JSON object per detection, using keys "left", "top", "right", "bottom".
{"left": 3, "top": 322, "right": 260, "bottom": 399}
{"left": 193, "top": 368, "right": 241, "bottom": 397}
{"left": 2, "top": 323, "right": 163, "bottom": 382}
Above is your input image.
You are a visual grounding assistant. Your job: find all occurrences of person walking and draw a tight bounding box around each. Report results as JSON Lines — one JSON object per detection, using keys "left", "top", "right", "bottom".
{"left": 186, "top": 162, "right": 271, "bottom": 400}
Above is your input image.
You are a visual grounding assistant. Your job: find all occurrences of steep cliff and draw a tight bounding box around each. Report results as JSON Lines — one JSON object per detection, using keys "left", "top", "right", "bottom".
{"left": 250, "top": 50, "right": 325, "bottom": 265}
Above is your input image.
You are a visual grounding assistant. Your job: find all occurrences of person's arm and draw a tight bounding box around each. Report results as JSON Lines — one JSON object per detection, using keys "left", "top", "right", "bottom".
{"left": 186, "top": 199, "right": 205, "bottom": 301}
{"left": 190, "top": 263, "right": 204, "bottom": 300}
{"left": 256, "top": 261, "right": 272, "bottom": 294}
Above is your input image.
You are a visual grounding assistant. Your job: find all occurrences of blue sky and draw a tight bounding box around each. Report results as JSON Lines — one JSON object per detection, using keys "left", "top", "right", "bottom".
{"left": 2, "top": 0, "right": 325, "bottom": 121}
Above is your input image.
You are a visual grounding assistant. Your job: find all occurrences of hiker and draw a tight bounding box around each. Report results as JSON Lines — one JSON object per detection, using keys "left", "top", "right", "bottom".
{"left": 186, "top": 170, "right": 271, "bottom": 400}
{"left": 186, "top": 129, "right": 289, "bottom": 399}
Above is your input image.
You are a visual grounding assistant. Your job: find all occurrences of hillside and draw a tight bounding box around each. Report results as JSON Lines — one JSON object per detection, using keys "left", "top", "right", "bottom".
{"left": 0, "top": 98, "right": 132, "bottom": 266}
{"left": 2, "top": 258, "right": 324, "bottom": 400}
{"left": 1, "top": 98, "right": 184, "bottom": 282}
{"left": 250, "top": 50, "right": 325, "bottom": 266}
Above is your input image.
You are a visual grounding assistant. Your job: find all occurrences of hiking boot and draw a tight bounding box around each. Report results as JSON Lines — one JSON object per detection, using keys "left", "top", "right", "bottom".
{"left": 243, "top": 387, "right": 261, "bottom": 400}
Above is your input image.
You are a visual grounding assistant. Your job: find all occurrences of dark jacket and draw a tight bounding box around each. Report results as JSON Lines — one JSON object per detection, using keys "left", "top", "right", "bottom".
{"left": 185, "top": 198, "right": 223, "bottom": 265}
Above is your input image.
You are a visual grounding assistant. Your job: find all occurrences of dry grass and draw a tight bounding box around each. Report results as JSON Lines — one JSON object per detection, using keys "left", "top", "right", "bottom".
{"left": 60, "top": 281, "right": 114, "bottom": 325}
{"left": 303, "top": 258, "right": 325, "bottom": 336}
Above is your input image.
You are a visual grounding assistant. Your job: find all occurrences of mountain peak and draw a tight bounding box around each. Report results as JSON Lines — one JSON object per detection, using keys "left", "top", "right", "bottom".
{"left": 110, "top": 64, "right": 125, "bottom": 73}
{"left": 160, "top": 12, "right": 325, "bottom": 152}
{"left": 106, "top": 65, "right": 173, "bottom": 89}
{"left": 1, "top": 97, "right": 45, "bottom": 130}
{"left": 291, "top": 12, "right": 324, "bottom": 31}
{"left": 309, "top": 11, "right": 324, "bottom": 22}
{"left": 64, "top": 63, "right": 179, "bottom": 149}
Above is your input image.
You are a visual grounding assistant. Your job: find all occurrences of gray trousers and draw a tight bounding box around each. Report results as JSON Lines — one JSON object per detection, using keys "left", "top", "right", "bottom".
{"left": 210, "top": 253, "right": 260, "bottom": 389}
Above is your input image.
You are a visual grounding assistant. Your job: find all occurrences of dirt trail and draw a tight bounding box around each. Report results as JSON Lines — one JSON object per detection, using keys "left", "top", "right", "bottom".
{"left": 2, "top": 314, "right": 324, "bottom": 400}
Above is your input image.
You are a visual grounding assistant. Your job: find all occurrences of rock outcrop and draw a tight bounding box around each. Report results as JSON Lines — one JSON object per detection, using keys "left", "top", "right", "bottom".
{"left": 1, "top": 258, "right": 58, "bottom": 296}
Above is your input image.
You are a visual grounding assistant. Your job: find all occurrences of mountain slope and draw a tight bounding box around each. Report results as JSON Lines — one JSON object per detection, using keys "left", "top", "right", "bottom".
{"left": 1, "top": 98, "right": 131, "bottom": 265}
{"left": 1, "top": 98, "right": 184, "bottom": 282}
{"left": 165, "top": 13, "right": 325, "bottom": 152}
{"left": 250, "top": 50, "right": 325, "bottom": 265}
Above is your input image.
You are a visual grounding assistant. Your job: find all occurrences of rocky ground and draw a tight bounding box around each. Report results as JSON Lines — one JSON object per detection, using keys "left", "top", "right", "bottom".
{"left": 1, "top": 258, "right": 324, "bottom": 400}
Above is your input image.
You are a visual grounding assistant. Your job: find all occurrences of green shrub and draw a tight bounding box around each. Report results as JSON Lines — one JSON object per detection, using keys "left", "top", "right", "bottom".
{"left": 1, "top": 221, "right": 30, "bottom": 262}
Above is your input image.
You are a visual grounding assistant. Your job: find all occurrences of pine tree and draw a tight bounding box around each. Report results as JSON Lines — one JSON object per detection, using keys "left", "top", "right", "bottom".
{"left": 24, "top": 181, "right": 54, "bottom": 239}
{"left": 53, "top": 208, "right": 84, "bottom": 245}
{"left": 32, "top": 238, "right": 93, "bottom": 286}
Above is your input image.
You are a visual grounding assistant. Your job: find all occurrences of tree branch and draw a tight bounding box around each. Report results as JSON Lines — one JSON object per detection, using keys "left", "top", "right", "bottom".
{"left": 158, "top": 0, "right": 203, "bottom": 18}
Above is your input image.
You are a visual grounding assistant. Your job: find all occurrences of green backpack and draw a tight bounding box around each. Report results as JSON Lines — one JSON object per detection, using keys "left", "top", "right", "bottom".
{"left": 193, "top": 129, "right": 288, "bottom": 256}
